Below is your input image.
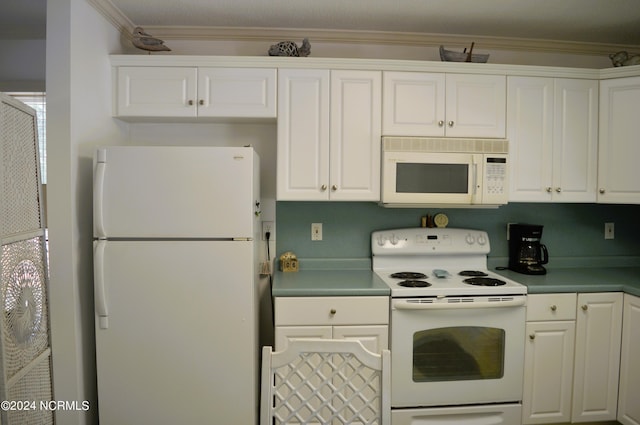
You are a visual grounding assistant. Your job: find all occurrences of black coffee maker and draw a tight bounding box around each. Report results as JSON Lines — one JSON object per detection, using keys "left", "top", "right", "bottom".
{"left": 508, "top": 223, "right": 549, "bottom": 275}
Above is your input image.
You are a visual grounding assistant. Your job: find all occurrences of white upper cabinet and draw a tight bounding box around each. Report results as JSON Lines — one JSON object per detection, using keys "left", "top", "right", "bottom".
{"left": 329, "top": 70, "right": 382, "bottom": 201}
{"left": 598, "top": 76, "right": 640, "bottom": 204}
{"left": 383, "top": 71, "right": 506, "bottom": 138}
{"left": 277, "top": 69, "right": 381, "bottom": 201}
{"left": 507, "top": 77, "right": 598, "bottom": 202}
{"left": 115, "top": 66, "right": 276, "bottom": 119}
{"left": 277, "top": 69, "right": 331, "bottom": 200}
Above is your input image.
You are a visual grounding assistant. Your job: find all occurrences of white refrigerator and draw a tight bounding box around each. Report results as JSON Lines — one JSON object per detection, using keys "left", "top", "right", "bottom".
{"left": 93, "top": 146, "right": 261, "bottom": 424}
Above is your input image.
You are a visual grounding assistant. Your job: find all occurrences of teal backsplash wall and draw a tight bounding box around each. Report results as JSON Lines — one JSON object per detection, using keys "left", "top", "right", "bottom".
{"left": 276, "top": 202, "right": 640, "bottom": 265}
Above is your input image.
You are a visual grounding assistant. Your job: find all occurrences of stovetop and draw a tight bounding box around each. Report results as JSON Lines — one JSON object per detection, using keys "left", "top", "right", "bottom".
{"left": 372, "top": 228, "right": 527, "bottom": 297}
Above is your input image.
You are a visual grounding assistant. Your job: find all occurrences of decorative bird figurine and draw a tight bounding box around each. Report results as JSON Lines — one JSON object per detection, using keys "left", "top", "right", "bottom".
{"left": 131, "top": 27, "right": 171, "bottom": 53}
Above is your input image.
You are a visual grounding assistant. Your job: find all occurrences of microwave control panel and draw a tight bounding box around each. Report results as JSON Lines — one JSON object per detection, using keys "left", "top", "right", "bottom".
{"left": 483, "top": 155, "right": 508, "bottom": 203}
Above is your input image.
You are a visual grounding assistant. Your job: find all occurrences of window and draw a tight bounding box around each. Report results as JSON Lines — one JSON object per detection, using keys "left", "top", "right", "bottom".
{"left": 7, "top": 92, "right": 46, "bottom": 184}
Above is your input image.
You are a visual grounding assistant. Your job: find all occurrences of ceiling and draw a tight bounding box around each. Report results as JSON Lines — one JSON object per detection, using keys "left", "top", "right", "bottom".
{"left": 1, "top": 0, "right": 639, "bottom": 48}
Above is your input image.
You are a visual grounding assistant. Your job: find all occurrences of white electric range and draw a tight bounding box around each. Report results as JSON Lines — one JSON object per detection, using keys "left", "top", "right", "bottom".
{"left": 372, "top": 227, "right": 527, "bottom": 425}
{"left": 372, "top": 227, "right": 527, "bottom": 297}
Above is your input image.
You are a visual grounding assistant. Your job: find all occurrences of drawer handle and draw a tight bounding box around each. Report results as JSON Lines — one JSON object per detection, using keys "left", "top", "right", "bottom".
{"left": 550, "top": 305, "right": 557, "bottom": 311}
{"left": 330, "top": 309, "right": 337, "bottom": 315}
{"left": 581, "top": 304, "right": 588, "bottom": 311}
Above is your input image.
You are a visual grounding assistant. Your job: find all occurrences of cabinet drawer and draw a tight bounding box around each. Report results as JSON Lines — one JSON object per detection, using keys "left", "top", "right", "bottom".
{"left": 527, "top": 293, "right": 577, "bottom": 321}
{"left": 275, "top": 296, "right": 389, "bottom": 326}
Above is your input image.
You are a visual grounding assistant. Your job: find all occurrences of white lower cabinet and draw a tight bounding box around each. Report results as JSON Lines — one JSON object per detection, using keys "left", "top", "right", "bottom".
{"left": 523, "top": 293, "right": 577, "bottom": 424}
{"left": 618, "top": 293, "right": 640, "bottom": 425}
{"left": 572, "top": 292, "right": 623, "bottom": 423}
{"left": 274, "top": 296, "right": 389, "bottom": 353}
{"left": 523, "top": 292, "right": 624, "bottom": 424}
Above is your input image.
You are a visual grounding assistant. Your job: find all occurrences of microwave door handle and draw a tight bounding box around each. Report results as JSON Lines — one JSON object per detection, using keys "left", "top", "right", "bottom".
{"left": 471, "top": 159, "right": 479, "bottom": 201}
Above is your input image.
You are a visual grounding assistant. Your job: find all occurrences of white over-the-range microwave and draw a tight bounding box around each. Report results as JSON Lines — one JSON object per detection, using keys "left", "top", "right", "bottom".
{"left": 380, "top": 137, "right": 509, "bottom": 208}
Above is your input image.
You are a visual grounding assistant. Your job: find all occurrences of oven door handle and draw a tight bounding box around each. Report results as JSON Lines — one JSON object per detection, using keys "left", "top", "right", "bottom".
{"left": 394, "top": 298, "right": 526, "bottom": 310}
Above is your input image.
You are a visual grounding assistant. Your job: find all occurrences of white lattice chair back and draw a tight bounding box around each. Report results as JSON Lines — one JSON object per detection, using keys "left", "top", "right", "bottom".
{"left": 261, "top": 339, "right": 390, "bottom": 425}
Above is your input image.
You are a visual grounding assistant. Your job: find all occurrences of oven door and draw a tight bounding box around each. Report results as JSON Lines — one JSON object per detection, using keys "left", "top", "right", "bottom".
{"left": 381, "top": 152, "right": 482, "bottom": 205}
{"left": 390, "top": 296, "right": 526, "bottom": 407}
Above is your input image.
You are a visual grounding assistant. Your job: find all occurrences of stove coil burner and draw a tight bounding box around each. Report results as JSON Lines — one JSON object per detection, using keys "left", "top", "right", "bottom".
{"left": 398, "top": 280, "right": 431, "bottom": 288}
{"left": 390, "top": 272, "right": 427, "bottom": 279}
{"left": 459, "top": 270, "right": 489, "bottom": 277}
{"left": 463, "top": 277, "right": 506, "bottom": 286}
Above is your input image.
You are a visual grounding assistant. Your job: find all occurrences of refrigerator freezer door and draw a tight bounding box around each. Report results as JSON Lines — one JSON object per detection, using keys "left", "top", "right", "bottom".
{"left": 94, "top": 240, "right": 257, "bottom": 424}
{"left": 94, "top": 146, "right": 259, "bottom": 239}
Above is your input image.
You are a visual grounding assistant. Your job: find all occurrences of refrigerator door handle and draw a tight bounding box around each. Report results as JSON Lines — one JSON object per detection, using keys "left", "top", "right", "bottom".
{"left": 94, "top": 240, "right": 109, "bottom": 329}
{"left": 94, "top": 160, "right": 106, "bottom": 238}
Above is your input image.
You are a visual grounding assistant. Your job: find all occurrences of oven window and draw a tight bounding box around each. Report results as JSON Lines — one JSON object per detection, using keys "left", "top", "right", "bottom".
{"left": 412, "top": 326, "right": 505, "bottom": 382}
{"left": 396, "top": 163, "right": 468, "bottom": 194}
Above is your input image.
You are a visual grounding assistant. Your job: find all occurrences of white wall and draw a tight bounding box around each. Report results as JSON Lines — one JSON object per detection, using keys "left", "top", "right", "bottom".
{"left": 46, "top": 0, "right": 126, "bottom": 424}
{"left": 146, "top": 39, "right": 613, "bottom": 68}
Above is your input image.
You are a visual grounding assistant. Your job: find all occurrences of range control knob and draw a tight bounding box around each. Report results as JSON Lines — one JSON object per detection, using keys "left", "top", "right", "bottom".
{"left": 477, "top": 234, "right": 487, "bottom": 245}
{"left": 376, "top": 235, "right": 387, "bottom": 246}
{"left": 390, "top": 234, "right": 400, "bottom": 245}
{"left": 465, "top": 234, "right": 476, "bottom": 245}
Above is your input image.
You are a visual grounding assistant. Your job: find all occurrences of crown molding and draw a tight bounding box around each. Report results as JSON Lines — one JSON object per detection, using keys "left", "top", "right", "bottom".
{"left": 89, "top": 0, "right": 639, "bottom": 56}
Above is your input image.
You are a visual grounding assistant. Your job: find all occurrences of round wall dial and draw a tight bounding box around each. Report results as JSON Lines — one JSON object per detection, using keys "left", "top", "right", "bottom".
{"left": 434, "top": 213, "right": 449, "bottom": 228}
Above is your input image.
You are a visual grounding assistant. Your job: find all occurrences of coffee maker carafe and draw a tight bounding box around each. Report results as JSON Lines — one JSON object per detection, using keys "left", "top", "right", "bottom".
{"left": 508, "top": 223, "right": 549, "bottom": 275}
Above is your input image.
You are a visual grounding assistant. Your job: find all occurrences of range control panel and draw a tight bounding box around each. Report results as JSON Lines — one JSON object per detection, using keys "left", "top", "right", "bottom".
{"left": 371, "top": 228, "right": 490, "bottom": 256}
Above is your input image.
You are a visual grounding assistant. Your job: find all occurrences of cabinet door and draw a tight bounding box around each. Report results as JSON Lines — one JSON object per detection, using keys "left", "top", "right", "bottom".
{"left": 598, "top": 76, "right": 640, "bottom": 204}
{"left": 116, "top": 66, "right": 197, "bottom": 117}
{"left": 277, "top": 69, "right": 330, "bottom": 200}
{"left": 274, "top": 326, "right": 332, "bottom": 351}
{"left": 522, "top": 321, "right": 575, "bottom": 424}
{"left": 333, "top": 325, "right": 388, "bottom": 354}
{"left": 572, "top": 292, "right": 623, "bottom": 423}
{"left": 552, "top": 79, "right": 598, "bottom": 202}
{"left": 382, "top": 71, "right": 445, "bottom": 136}
{"left": 445, "top": 74, "right": 506, "bottom": 138}
{"left": 618, "top": 294, "right": 640, "bottom": 425}
{"left": 330, "top": 70, "right": 382, "bottom": 201}
{"left": 507, "top": 77, "right": 554, "bottom": 202}
{"left": 197, "top": 68, "right": 276, "bottom": 118}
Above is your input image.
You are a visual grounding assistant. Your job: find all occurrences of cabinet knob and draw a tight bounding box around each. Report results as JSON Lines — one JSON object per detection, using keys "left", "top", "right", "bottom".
{"left": 599, "top": 188, "right": 605, "bottom": 194}
{"left": 321, "top": 184, "right": 327, "bottom": 191}
{"left": 448, "top": 120, "right": 455, "bottom": 127}
{"left": 546, "top": 187, "right": 553, "bottom": 193}
{"left": 438, "top": 120, "right": 445, "bottom": 127}
{"left": 330, "top": 309, "right": 337, "bottom": 315}
{"left": 529, "top": 334, "right": 535, "bottom": 340}
{"left": 188, "top": 100, "right": 194, "bottom": 106}
{"left": 581, "top": 304, "right": 588, "bottom": 311}
{"left": 550, "top": 305, "right": 557, "bottom": 311}
{"left": 199, "top": 99, "right": 204, "bottom": 106}
{"left": 556, "top": 187, "right": 562, "bottom": 193}
{"left": 331, "top": 185, "right": 338, "bottom": 191}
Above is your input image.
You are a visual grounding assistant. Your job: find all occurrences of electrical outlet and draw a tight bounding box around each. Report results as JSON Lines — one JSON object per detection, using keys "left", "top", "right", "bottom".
{"left": 311, "top": 223, "right": 323, "bottom": 241}
{"left": 604, "top": 222, "right": 615, "bottom": 240}
{"left": 262, "top": 221, "right": 275, "bottom": 241}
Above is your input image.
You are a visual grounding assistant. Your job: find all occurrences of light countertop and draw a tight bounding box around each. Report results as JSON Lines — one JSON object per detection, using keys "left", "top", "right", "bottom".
{"left": 272, "top": 258, "right": 640, "bottom": 298}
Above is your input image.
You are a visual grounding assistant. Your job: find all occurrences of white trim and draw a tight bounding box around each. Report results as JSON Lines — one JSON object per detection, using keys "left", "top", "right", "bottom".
{"left": 87, "top": 0, "right": 640, "bottom": 57}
